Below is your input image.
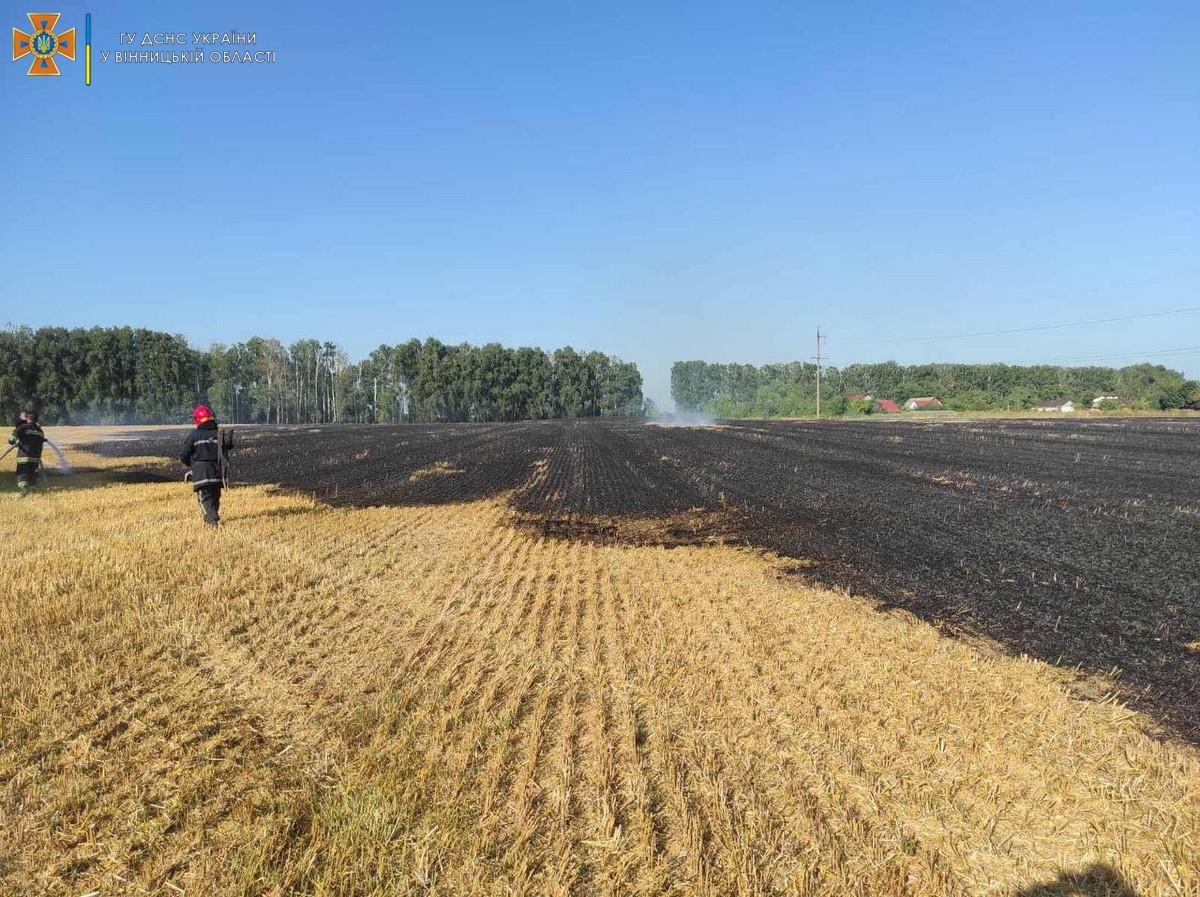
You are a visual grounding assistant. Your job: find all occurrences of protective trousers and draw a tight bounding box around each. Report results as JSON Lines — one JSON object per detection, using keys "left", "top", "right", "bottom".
{"left": 197, "top": 485, "right": 222, "bottom": 526}
{"left": 16, "top": 460, "right": 40, "bottom": 495}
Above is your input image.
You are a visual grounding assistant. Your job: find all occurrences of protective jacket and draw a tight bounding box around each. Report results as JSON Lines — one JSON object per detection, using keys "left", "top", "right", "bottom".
{"left": 180, "top": 420, "right": 223, "bottom": 490}
{"left": 9, "top": 421, "right": 45, "bottom": 464}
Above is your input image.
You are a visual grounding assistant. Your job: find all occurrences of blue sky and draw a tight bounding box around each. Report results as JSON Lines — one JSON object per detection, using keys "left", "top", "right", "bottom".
{"left": 2, "top": 0, "right": 1198, "bottom": 406}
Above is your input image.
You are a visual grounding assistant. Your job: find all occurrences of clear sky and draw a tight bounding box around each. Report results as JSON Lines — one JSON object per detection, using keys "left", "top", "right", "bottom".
{"left": 2, "top": 0, "right": 1198, "bottom": 406}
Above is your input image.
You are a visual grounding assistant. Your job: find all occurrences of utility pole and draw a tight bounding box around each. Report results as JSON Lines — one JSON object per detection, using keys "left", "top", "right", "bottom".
{"left": 814, "top": 328, "right": 823, "bottom": 420}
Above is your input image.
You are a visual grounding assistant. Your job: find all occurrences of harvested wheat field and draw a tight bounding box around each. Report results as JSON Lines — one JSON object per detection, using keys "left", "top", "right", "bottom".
{"left": 2, "top": 434, "right": 1199, "bottom": 896}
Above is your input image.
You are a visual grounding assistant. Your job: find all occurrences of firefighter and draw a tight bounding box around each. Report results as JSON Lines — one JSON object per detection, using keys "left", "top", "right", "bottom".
{"left": 8, "top": 409, "right": 45, "bottom": 497}
{"left": 180, "top": 405, "right": 226, "bottom": 527}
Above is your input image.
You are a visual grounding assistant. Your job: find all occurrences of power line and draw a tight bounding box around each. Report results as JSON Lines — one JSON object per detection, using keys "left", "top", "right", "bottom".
{"left": 882, "top": 266, "right": 1200, "bottom": 344}
{"left": 1019, "top": 345, "right": 1200, "bottom": 365}
{"left": 882, "top": 307, "right": 1200, "bottom": 344}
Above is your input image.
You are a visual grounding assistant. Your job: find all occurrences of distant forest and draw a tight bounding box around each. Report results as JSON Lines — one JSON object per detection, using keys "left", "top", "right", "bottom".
{"left": 672, "top": 360, "right": 1200, "bottom": 417}
{"left": 0, "top": 326, "right": 645, "bottom": 425}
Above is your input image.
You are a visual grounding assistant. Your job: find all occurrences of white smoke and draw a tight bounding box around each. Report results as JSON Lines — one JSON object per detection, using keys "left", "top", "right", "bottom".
{"left": 645, "top": 410, "right": 719, "bottom": 429}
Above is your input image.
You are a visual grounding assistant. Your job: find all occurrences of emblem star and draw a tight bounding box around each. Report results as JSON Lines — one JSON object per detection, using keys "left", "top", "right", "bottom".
{"left": 12, "top": 12, "right": 75, "bottom": 76}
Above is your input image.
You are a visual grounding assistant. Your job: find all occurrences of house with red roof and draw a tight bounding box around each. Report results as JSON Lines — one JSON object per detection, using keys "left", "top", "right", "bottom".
{"left": 876, "top": 399, "right": 901, "bottom": 413}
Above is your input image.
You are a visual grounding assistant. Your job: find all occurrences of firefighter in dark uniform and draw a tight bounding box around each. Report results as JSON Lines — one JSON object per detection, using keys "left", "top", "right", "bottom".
{"left": 180, "top": 405, "right": 226, "bottom": 526}
{"left": 9, "top": 409, "right": 46, "bottom": 497}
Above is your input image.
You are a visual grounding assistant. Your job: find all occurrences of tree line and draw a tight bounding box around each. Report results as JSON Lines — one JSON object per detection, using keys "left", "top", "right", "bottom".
{"left": 0, "top": 326, "right": 645, "bottom": 424}
{"left": 671, "top": 359, "right": 1200, "bottom": 417}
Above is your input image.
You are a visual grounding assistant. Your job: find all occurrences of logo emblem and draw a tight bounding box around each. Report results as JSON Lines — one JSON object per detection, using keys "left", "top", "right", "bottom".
{"left": 13, "top": 12, "right": 75, "bottom": 75}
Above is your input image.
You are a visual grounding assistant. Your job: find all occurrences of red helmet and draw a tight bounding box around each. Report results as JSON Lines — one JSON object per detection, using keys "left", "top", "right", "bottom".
{"left": 193, "top": 405, "right": 214, "bottom": 424}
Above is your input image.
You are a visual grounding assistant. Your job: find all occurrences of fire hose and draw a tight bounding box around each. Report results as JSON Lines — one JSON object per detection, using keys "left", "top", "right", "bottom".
{"left": 1, "top": 439, "right": 71, "bottom": 474}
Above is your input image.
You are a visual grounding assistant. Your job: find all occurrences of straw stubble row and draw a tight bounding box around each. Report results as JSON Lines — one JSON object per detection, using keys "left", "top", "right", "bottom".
{"left": 2, "top": 481, "right": 1198, "bottom": 895}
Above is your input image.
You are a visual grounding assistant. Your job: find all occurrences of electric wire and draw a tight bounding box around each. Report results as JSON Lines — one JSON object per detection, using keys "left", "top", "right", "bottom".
{"left": 881, "top": 307, "right": 1200, "bottom": 344}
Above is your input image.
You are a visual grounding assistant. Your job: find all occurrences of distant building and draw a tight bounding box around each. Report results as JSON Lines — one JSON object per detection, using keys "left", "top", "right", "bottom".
{"left": 844, "top": 392, "right": 872, "bottom": 401}
{"left": 904, "top": 397, "right": 943, "bottom": 411}
{"left": 876, "top": 399, "right": 901, "bottom": 413}
{"left": 1034, "top": 400, "right": 1075, "bottom": 412}
{"left": 1090, "top": 395, "right": 1123, "bottom": 409}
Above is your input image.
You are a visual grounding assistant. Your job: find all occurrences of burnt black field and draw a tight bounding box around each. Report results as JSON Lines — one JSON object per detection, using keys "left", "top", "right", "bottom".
{"left": 88, "top": 416, "right": 1200, "bottom": 746}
